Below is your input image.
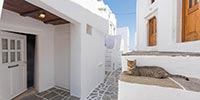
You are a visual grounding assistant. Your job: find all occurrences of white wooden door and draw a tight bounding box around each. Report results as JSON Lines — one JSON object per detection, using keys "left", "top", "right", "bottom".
{"left": 0, "top": 31, "right": 27, "bottom": 100}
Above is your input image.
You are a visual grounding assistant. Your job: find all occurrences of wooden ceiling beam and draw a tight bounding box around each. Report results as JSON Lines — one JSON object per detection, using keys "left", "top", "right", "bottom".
{"left": 20, "top": 9, "right": 43, "bottom": 16}
{"left": 44, "top": 18, "right": 62, "bottom": 24}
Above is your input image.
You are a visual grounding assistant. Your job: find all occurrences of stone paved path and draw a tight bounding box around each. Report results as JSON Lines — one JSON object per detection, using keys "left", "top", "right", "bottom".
{"left": 13, "top": 87, "right": 79, "bottom": 100}
{"left": 13, "top": 69, "right": 121, "bottom": 100}
{"left": 87, "top": 68, "right": 121, "bottom": 100}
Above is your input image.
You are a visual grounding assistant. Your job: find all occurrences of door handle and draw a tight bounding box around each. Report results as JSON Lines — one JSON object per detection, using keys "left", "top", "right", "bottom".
{"left": 8, "top": 64, "right": 19, "bottom": 68}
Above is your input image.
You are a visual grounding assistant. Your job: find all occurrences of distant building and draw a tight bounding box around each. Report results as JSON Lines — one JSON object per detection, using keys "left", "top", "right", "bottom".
{"left": 117, "top": 27, "right": 130, "bottom": 53}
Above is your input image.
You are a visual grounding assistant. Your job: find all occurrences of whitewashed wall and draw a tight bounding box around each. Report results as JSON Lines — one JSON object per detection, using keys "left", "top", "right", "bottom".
{"left": 135, "top": 0, "right": 200, "bottom": 52}
{"left": 81, "top": 24, "right": 106, "bottom": 99}
{"left": 70, "top": 23, "right": 82, "bottom": 97}
{"left": 119, "top": 81, "right": 200, "bottom": 100}
{"left": 54, "top": 24, "right": 71, "bottom": 89}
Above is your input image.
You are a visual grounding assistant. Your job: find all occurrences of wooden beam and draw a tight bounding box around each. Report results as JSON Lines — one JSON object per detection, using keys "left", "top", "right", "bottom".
{"left": 20, "top": 9, "right": 43, "bottom": 16}
{"left": 44, "top": 18, "right": 62, "bottom": 24}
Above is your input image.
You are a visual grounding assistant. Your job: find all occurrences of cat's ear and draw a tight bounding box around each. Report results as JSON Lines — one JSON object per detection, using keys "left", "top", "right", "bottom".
{"left": 127, "top": 59, "right": 130, "bottom": 62}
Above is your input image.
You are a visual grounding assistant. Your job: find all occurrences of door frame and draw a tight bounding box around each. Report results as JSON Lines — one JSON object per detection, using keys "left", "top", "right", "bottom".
{"left": 182, "top": 0, "right": 186, "bottom": 42}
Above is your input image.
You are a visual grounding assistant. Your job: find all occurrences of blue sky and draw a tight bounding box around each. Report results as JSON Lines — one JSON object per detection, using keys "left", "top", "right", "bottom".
{"left": 104, "top": 0, "right": 136, "bottom": 50}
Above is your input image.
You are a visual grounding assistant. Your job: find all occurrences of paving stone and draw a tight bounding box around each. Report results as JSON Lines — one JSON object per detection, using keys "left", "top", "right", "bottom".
{"left": 87, "top": 68, "right": 121, "bottom": 100}
{"left": 20, "top": 95, "right": 43, "bottom": 100}
{"left": 37, "top": 90, "right": 49, "bottom": 96}
{"left": 51, "top": 95, "right": 65, "bottom": 100}
{"left": 43, "top": 92, "right": 58, "bottom": 99}
{"left": 68, "top": 96, "right": 80, "bottom": 100}
{"left": 49, "top": 87, "right": 57, "bottom": 91}
{"left": 54, "top": 88, "right": 65, "bottom": 94}
{"left": 61, "top": 91, "right": 70, "bottom": 97}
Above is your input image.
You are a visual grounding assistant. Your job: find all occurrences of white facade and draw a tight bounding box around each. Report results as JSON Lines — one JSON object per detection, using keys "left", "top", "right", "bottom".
{"left": 119, "top": 0, "right": 200, "bottom": 99}
{"left": 135, "top": 0, "right": 200, "bottom": 52}
{"left": 0, "top": 0, "right": 113, "bottom": 100}
{"left": 119, "top": 81, "right": 200, "bottom": 100}
{"left": 117, "top": 27, "right": 130, "bottom": 53}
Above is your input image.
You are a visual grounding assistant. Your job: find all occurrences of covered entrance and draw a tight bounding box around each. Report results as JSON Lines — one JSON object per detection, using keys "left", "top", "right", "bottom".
{"left": 0, "top": 0, "right": 70, "bottom": 100}
{"left": 182, "top": 0, "right": 200, "bottom": 42}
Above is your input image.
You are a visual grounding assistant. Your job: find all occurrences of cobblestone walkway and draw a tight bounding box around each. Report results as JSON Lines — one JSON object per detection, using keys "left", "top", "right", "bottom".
{"left": 14, "top": 87, "right": 79, "bottom": 100}
{"left": 87, "top": 68, "right": 121, "bottom": 100}
{"left": 13, "top": 69, "right": 121, "bottom": 100}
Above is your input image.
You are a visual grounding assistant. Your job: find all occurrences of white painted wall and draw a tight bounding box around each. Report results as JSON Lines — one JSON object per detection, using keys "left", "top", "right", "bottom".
{"left": 81, "top": 24, "right": 106, "bottom": 99}
{"left": 0, "top": 0, "right": 4, "bottom": 18}
{"left": 119, "top": 81, "right": 200, "bottom": 100}
{"left": 0, "top": 9, "right": 55, "bottom": 92}
{"left": 54, "top": 24, "right": 71, "bottom": 89}
{"left": 122, "top": 55, "right": 200, "bottom": 78}
{"left": 135, "top": 0, "right": 200, "bottom": 52}
{"left": 70, "top": 23, "right": 82, "bottom": 97}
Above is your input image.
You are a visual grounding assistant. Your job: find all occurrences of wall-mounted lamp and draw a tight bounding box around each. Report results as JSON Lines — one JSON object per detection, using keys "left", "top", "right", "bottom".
{"left": 38, "top": 13, "right": 46, "bottom": 19}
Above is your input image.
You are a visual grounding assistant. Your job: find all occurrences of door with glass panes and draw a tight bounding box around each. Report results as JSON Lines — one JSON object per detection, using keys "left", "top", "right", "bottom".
{"left": 0, "top": 31, "right": 27, "bottom": 100}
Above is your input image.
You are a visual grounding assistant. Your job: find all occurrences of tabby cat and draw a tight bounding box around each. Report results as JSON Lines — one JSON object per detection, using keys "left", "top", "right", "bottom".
{"left": 123, "top": 60, "right": 189, "bottom": 81}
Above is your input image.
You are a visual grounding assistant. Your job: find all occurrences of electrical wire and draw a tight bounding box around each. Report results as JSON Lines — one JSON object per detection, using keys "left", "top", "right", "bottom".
{"left": 115, "top": 12, "right": 136, "bottom": 15}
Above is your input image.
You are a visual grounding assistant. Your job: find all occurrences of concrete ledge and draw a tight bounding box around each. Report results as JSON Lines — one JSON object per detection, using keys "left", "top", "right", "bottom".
{"left": 120, "top": 74, "right": 200, "bottom": 92}
{"left": 120, "top": 74, "right": 181, "bottom": 89}
{"left": 122, "top": 51, "right": 200, "bottom": 57}
{"left": 119, "top": 80, "right": 200, "bottom": 100}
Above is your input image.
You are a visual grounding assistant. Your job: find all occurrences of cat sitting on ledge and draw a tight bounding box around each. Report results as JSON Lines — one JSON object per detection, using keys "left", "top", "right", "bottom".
{"left": 123, "top": 60, "right": 189, "bottom": 81}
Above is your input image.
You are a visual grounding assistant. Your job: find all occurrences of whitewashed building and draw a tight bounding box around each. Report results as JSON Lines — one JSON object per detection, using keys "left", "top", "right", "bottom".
{"left": 120, "top": 0, "right": 200, "bottom": 100}
{"left": 117, "top": 27, "right": 130, "bottom": 53}
{"left": 0, "top": 0, "right": 114, "bottom": 100}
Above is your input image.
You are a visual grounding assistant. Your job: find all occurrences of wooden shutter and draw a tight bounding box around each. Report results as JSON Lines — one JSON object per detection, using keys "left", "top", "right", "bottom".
{"left": 148, "top": 17, "right": 157, "bottom": 46}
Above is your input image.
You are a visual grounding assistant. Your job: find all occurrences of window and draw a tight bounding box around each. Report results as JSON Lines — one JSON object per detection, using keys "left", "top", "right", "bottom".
{"left": 86, "top": 24, "right": 92, "bottom": 35}
{"left": 189, "top": 0, "right": 193, "bottom": 8}
{"left": 195, "top": 0, "right": 199, "bottom": 5}
{"left": 148, "top": 17, "right": 157, "bottom": 46}
{"left": 2, "top": 39, "right": 22, "bottom": 64}
{"left": 2, "top": 39, "right": 8, "bottom": 63}
{"left": 2, "top": 39, "right": 8, "bottom": 50}
{"left": 188, "top": 0, "right": 199, "bottom": 16}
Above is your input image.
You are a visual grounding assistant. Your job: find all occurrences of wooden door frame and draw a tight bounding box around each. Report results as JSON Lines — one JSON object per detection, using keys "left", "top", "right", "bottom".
{"left": 182, "top": 0, "right": 186, "bottom": 42}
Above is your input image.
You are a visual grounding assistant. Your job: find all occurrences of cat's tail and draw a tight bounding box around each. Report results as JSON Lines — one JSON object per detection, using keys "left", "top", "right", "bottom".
{"left": 169, "top": 74, "right": 189, "bottom": 81}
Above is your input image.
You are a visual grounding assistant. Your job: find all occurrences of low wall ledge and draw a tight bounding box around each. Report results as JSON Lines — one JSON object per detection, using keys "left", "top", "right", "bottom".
{"left": 120, "top": 73, "right": 200, "bottom": 92}
{"left": 122, "top": 51, "right": 200, "bottom": 57}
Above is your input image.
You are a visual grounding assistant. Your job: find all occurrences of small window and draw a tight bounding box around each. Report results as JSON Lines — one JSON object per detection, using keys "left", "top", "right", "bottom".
{"left": 17, "top": 40, "right": 21, "bottom": 50}
{"left": 2, "top": 39, "right": 8, "bottom": 50}
{"left": 195, "top": 0, "right": 199, "bottom": 5}
{"left": 2, "top": 52, "right": 8, "bottom": 63}
{"left": 86, "top": 24, "right": 92, "bottom": 35}
{"left": 10, "top": 40, "right": 15, "bottom": 50}
{"left": 10, "top": 52, "right": 15, "bottom": 62}
{"left": 17, "top": 52, "right": 21, "bottom": 61}
{"left": 189, "top": 0, "right": 193, "bottom": 8}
